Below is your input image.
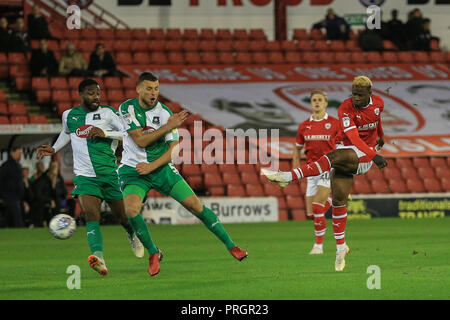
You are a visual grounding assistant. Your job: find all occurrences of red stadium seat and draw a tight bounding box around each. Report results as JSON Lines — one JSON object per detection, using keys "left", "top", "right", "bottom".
{"left": 131, "top": 28, "right": 148, "bottom": 40}
{"left": 329, "top": 40, "right": 345, "bottom": 51}
{"left": 406, "top": 178, "right": 425, "bottom": 193}
{"left": 227, "top": 184, "right": 246, "bottom": 197}
{"left": 435, "top": 167, "right": 450, "bottom": 179}
{"left": 351, "top": 52, "right": 366, "bottom": 63}
{"left": 249, "top": 29, "right": 267, "bottom": 40}
{"left": 334, "top": 52, "right": 351, "bottom": 63}
{"left": 183, "top": 28, "right": 199, "bottom": 40}
{"left": 382, "top": 51, "right": 398, "bottom": 63}
{"left": 165, "top": 40, "right": 183, "bottom": 52}
{"left": 0, "top": 91, "right": 5, "bottom": 104}
{"left": 401, "top": 167, "right": 418, "bottom": 179}
{"left": 67, "top": 77, "right": 83, "bottom": 90}
{"left": 264, "top": 183, "right": 284, "bottom": 197}
{"left": 115, "top": 29, "right": 132, "bottom": 40}
{"left": 209, "top": 186, "right": 225, "bottom": 196}
{"left": 353, "top": 177, "right": 372, "bottom": 194}
{"left": 423, "top": 178, "right": 442, "bottom": 192}
{"left": 297, "top": 40, "right": 313, "bottom": 51}
{"left": 245, "top": 184, "right": 265, "bottom": 197}
{"left": 388, "top": 179, "right": 408, "bottom": 193}
{"left": 36, "top": 90, "right": 51, "bottom": 103}
{"left": 235, "top": 52, "right": 252, "bottom": 64}
{"left": 252, "top": 52, "right": 268, "bottom": 64}
{"left": 371, "top": 179, "right": 390, "bottom": 194}
{"left": 366, "top": 166, "right": 384, "bottom": 180}
{"left": 279, "top": 209, "right": 289, "bottom": 221}
{"left": 217, "top": 29, "right": 233, "bottom": 41}
{"left": 240, "top": 171, "right": 260, "bottom": 184}
{"left": 150, "top": 52, "right": 168, "bottom": 64}
{"left": 8, "top": 52, "right": 27, "bottom": 65}
{"left": 204, "top": 173, "right": 223, "bottom": 188}
{"left": 430, "top": 39, "right": 440, "bottom": 51}
{"left": 291, "top": 209, "right": 306, "bottom": 221}
{"left": 302, "top": 51, "right": 319, "bottom": 64}
{"left": 50, "top": 77, "right": 68, "bottom": 90}
{"left": 395, "top": 157, "right": 413, "bottom": 168}
{"left": 413, "top": 51, "right": 430, "bottom": 63}
{"left": 429, "top": 52, "right": 445, "bottom": 63}
{"left": 216, "top": 40, "right": 233, "bottom": 53}
{"left": 418, "top": 167, "right": 436, "bottom": 179}
{"left": 9, "top": 65, "right": 30, "bottom": 77}
{"left": 412, "top": 157, "right": 430, "bottom": 168}
{"left": 309, "top": 29, "right": 325, "bottom": 40}
{"left": 185, "top": 52, "right": 202, "bottom": 64}
{"left": 201, "top": 52, "right": 218, "bottom": 64}
{"left": 52, "top": 90, "right": 71, "bottom": 103}
{"left": 249, "top": 40, "right": 266, "bottom": 52}
{"left": 0, "top": 116, "right": 10, "bottom": 124}
{"left": 0, "top": 103, "right": 7, "bottom": 114}
{"left": 345, "top": 40, "right": 361, "bottom": 52}
{"left": 232, "top": 40, "right": 250, "bottom": 52}
{"left": 382, "top": 167, "right": 401, "bottom": 180}
{"left": 313, "top": 40, "right": 329, "bottom": 51}
{"left": 280, "top": 40, "right": 297, "bottom": 52}
{"left": 293, "top": 29, "right": 309, "bottom": 40}
{"left": 97, "top": 29, "right": 115, "bottom": 40}
{"left": 441, "top": 177, "right": 450, "bottom": 192}
{"left": 366, "top": 51, "right": 383, "bottom": 64}
{"left": 199, "top": 29, "right": 215, "bottom": 40}
{"left": 286, "top": 195, "right": 305, "bottom": 209}
{"left": 104, "top": 77, "right": 122, "bottom": 89}
{"left": 116, "top": 52, "right": 133, "bottom": 64}
{"left": 397, "top": 51, "right": 414, "bottom": 63}
{"left": 32, "top": 77, "right": 50, "bottom": 90}
{"left": 113, "top": 40, "right": 131, "bottom": 52}
{"left": 277, "top": 196, "right": 287, "bottom": 210}
{"left": 81, "top": 28, "right": 97, "bottom": 39}
{"left": 201, "top": 164, "right": 219, "bottom": 174}
{"left": 285, "top": 51, "right": 301, "bottom": 64}
{"left": 28, "top": 114, "right": 48, "bottom": 124}
{"left": 318, "top": 52, "right": 334, "bottom": 64}
{"left": 233, "top": 29, "right": 249, "bottom": 40}
{"left": 218, "top": 164, "right": 237, "bottom": 173}
{"left": 7, "top": 103, "right": 27, "bottom": 115}
{"left": 64, "top": 29, "right": 81, "bottom": 40}
{"left": 222, "top": 172, "right": 242, "bottom": 185}
{"left": 237, "top": 164, "right": 256, "bottom": 173}
{"left": 149, "top": 28, "right": 165, "bottom": 40}
{"left": 265, "top": 41, "right": 281, "bottom": 52}
{"left": 168, "top": 52, "right": 185, "bottom": 64}
{"left": 199, "top": 40, "right": 217, "bottom": 52}
{"left": 106, "top": 89, "right": 124, "bottom": 101}
{"left": 186, "top": 175, "right": 204, "bottom": 191}
{"left": 382, "top": 40, "right": 397, "bottom": 51}
{"left": 166, "top": 28, "right": 182, "bottom": 40}
{"left": 78, "top": 40, "right": 96, "bottom": 52}
{"left": 282, "top": 183, "right": 300, "bottom": 196}
{"left": 182, "top": 40, "right": 199, "bottom": 52}
{"left": 10, "top": 115, "right": 29, "bottom": 124}
{"left": 218, "top": 52, "right": 235, "bottom": 64}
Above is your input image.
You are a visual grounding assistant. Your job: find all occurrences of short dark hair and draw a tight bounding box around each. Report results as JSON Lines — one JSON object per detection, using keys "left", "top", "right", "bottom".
{"left": 137, "top": 72, "right": 158, "bottom": 85}
{"left": 78, "top": 79, "right": 99, "bottom": 93}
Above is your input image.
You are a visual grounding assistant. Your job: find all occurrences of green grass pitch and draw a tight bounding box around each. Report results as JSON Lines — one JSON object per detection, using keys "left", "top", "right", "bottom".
{"left": 1, "top": 217, "right": 449, "bottom": 300}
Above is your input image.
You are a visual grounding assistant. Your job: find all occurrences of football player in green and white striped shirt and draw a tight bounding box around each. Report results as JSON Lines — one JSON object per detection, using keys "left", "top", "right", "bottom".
{"left": 118, "top": 72, "right": 248, "bottom": 277}
{"left": 37, "top": 79, "right": 184, "bottom": 276}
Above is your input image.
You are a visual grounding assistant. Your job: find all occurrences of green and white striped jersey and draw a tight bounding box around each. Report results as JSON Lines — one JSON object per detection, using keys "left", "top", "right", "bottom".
{"left": 62, "top": 105, "right": 122, "bottom": 177}
{"left": 119, "top": 98, "right": 179, "bottom": 168}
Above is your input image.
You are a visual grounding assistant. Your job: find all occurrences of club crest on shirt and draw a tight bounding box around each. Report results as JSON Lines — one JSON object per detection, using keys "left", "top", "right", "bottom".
{"left": 122, "top": 113, "right": 132, "bottom": 124}
{"left": 325, "top": 123, "right": 331, "bottom": 130}
{"left": 152, "top": 116, "right": 160, "bottom": 125}
{"left": 374, "top": 108, "right": 380, "bottom": 116}
{"left": 342, "top": 117, "right": 350, "bottom": 128}
{"left": 93, "top": 113, "right": 101, "bottom": 120}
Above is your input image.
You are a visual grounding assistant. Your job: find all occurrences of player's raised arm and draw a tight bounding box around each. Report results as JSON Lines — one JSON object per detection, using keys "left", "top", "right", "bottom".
{"left": 37, "top": 110, "right": 71, "bottom": 159}
{"left": 125, "top": 110, "right": 188, "bottom": 148}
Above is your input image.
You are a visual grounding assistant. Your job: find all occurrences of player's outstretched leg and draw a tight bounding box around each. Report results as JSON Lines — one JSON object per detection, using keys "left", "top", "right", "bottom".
{"left": 171, "top": 180, "right": 248, "bottom": 261}
{"left": 108, "top": 199, "right": 144, "bottom": 258}
{"left": 124, "top": 192, "right": 162, "bottom": 276}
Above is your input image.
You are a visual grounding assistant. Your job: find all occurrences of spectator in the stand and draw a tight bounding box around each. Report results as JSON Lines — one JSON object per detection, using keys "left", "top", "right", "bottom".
{"left": 29, "top": 161, "right": 46, "bottom": 184}
{"left": 387, "top": 9, "right": 407, "bottom": 50}
{"left": 9, "top": 17, "right": 30, "bottom": 52}
{"left": 21, "top": 167, "right": 33, "bottom": 227}
{"left": 30, "top": 39, "right": 59, "bottom": 77}
{"left": 0, "top": 17, "right": 12, "bottom": 53}
{"left": 32, "top": 161, "right": 67, "bottom": 227}
{"left": 413, "top": 18, "right": 439, "bottom": 51}
{"left": 88, "top": 43, "right": 118, "bottom": 77}
{"left": 27, "top": 5, "right": 52, "bottom": 40}
{"left": 405, "top": 8, "right": 424, "bottom": 49}
{"left": 312, "top": 8, "right": 350, "bottom": 40}
{"left": 358, "top": 26, "right": 384, "bottom": 51}
{"left": 0, "top": 147, "right": 25, "bottom": 228}
{"left": 59, "top": 43, "right": 88, "bottom": 76}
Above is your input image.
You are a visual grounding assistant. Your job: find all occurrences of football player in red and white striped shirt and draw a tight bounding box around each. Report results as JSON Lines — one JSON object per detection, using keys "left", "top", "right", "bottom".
{"left": 263, "top": 76, "right": 387, "bottom": 271}
{"left": 293, "top": 90, "right": 339, "bottom": 255}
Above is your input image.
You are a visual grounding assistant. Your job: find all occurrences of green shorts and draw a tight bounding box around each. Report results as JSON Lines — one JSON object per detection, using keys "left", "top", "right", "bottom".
{"left": 72, "top": 174, "right": 123, "bottom": 202}
{"left": 118, "top": 163, "right": 194, "bottom": 202}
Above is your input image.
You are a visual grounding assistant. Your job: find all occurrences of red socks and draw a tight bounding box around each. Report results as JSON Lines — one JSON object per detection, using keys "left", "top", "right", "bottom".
{"left": 291, "top": 155, "right": 331, "bottom": 180}
{"left": 332, "top": 205, "right": 348, "bottom": 247}
{"left": 312, "top": 199, "right": 331, "bottom": 245}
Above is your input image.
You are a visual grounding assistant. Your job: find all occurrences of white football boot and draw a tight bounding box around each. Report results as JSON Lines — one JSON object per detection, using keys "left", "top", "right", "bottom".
{"left": 128, "top": 233, "right": 145, "bottom": 258}
{"left": 335, "top": 244, "right": 350, "bottom": 271}
{"left": 260, "top": 168, "right": 291, "bottom": 188}
{"left": 309, "top": 245, "right": 323, "bottom": 255}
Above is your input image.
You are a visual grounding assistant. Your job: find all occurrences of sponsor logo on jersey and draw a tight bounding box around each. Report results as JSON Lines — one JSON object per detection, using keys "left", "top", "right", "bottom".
{"left": 304, "top": 135, "right": 331, "bottom": 141}
{"left": 75, "top": 125, "right": 93, "bottom": 138}
{"left": 358, "top": 121, "right": 378, "bottom": 131}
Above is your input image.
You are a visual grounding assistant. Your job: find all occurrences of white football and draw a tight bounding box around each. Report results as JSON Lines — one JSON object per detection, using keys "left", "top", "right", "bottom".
{"left": 49, "top": 214, "right": 76, "bottom": 240}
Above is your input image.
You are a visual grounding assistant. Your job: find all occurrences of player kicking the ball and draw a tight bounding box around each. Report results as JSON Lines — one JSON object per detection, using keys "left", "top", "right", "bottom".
{"left": 37, "top": 79, "right": 186, "bottom": 276}
{"left": 262, "top": 76, "right": 387, "bottom": 271}
{"left": 118, "top": 72, "right": 248, "bottom": 276}
{"left": 293, "top": 90, "right": 339, "bottom": 255}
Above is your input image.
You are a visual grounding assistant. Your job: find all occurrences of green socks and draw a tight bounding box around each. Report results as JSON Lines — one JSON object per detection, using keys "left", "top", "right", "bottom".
{"left": 128, "top": 214, "right": 159, "bottom": 254}
{"left": 122, "top": 222, "right": 134, "bottom": 238}
{"left": 197, "top": 206, "right": 235, "bottom": 250}
{"left": 86, "top": 221, "right": 103, "bottom": 259}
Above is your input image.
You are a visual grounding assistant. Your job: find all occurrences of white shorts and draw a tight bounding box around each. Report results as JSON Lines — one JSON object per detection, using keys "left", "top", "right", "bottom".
{"left": 336, "top": 144, "right": 373, "bottom": 175}
{"left": 306, "top": 172, "right": 331, "bottom": 197}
